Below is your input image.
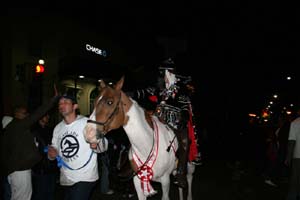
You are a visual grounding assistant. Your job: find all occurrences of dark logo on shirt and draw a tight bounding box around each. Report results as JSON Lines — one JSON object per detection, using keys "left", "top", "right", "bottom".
{"left": 60, "top": 135, "right": 79, "bottom": 158}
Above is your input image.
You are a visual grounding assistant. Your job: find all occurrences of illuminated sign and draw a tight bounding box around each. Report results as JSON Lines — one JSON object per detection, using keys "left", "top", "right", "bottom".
{"left": 85, "top": 44, "right": 107, "bottom": 57}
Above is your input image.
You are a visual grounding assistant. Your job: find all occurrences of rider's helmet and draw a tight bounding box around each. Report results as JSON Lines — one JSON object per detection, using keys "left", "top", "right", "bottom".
{"left": 157, "top": 58, "right": 176, "bottom": 88}
{"left": 156, "top": 58, "right": 179, "bottom": 100}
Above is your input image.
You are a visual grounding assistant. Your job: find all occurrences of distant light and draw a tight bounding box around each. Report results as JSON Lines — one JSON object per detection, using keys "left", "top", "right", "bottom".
{"left": 269, "top": 101, "right": 273, "bottom": 105}
{"left": 249, "top": 113, "right": 256, "bottom": 117}
{"left": 290, "top": 104, "right": 294, "bottom": 107}
{"left": 38, "top": 59, "right": 45, "bottom": 65}
{"left": 98, "top": 79, "right": 102, "bottom": 82}
{"left": 35, "top": 64, "right": 45, "bottom": 73}
{"left": 287, "top": 76, "right": 291, "bottom": 80}
{"left": 286, "top": 111, "right": 292, "bottom": 115}
{"left": 262, "top": 110, "right": 269, "bottom": 118}
{"left": 78, "top": 75, "right": 85, "bottom": 79}
{"left": 273, "top": 94, "right": 278, "bottom": 98}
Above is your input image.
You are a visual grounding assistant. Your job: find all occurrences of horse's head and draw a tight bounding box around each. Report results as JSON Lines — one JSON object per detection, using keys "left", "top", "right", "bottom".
{"left": 84, "top": 76, "right": 127, "bottom": 143}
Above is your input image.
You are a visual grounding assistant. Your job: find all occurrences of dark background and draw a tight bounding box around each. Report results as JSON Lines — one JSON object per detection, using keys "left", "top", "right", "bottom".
{"left": 2, "top": 1, "right": 300, "bottom": 125}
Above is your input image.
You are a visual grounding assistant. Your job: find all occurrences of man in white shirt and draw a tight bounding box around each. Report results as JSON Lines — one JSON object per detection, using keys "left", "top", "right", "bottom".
{"left": 285, "top": 106, "right": 300, "bottom": 200}
{"left": 48, "top": 94, "right": 108, "bottom": 200}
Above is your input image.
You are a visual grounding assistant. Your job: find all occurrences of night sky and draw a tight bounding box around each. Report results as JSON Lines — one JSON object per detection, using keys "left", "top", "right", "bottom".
{"left": 2, "top": 2, "right": 300, "bottom": 125}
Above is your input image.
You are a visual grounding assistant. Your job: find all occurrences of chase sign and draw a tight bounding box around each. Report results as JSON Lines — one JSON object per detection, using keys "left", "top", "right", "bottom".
{"left": 86, "top": 44, "right": 107, "bottom": 57}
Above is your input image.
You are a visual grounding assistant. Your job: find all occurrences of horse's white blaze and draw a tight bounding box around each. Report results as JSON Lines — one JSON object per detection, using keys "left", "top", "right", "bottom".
{"left": 96, "top": 94, "right": 103, "bottom": 104}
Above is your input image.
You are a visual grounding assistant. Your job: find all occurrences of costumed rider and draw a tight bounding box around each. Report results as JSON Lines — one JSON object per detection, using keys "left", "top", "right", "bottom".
{"left": 154, "top": 58, "right": 191, "bottom": 188}
{"left": 129, "top": 59, "right": 198, "bottom": 188}
{"left": 130, "top": 58, "right": 199, "bottom": 188}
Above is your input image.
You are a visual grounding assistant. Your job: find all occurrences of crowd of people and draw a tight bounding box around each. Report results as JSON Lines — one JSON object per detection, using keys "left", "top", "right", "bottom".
{"left": 0, "top": 87, "right": 110, "bottom": 200}
{"left": 224, "top": 102, "right": 300, "bottom": 200}
{"left": 0, "top": 58, "right": 203, "bottom": 200}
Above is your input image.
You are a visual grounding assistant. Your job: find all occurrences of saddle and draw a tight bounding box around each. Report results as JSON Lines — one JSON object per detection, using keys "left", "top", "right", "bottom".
{"left": 155, "top": 103, "right": 182, "bottom": 130}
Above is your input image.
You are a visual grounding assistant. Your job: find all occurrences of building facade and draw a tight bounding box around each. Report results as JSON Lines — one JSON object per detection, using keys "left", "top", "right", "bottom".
{"left": 0, "top": 16, "right": 135, "bottom": 117}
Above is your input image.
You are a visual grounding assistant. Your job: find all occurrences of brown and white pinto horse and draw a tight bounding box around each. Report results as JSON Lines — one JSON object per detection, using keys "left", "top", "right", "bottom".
{"left": 84, "top": 76, "right": 194, "bottom": 200}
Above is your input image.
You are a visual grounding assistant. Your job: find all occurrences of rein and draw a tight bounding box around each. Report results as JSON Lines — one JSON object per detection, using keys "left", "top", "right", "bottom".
{"left": 44, "top": 147, "right": 95, "bottom": 170}
{"left": 87, "top": 92, "right": 122, "bottom": 129}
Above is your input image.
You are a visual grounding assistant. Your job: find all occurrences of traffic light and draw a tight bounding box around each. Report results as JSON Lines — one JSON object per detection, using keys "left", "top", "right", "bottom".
{"left": 35, "top": 64, "right": 45, "bottom": 74}
{"left": 31, "top": 60, "right": 45, "bottom": 109}
{"left": 34, "top": 59, "right": 45, "bottom": 75}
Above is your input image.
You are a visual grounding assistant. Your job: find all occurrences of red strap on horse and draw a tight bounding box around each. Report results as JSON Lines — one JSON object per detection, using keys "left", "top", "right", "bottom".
{"left": 132, "top": 119, "right": 159, "bottom": 197}
{"left": 188, "top": 108, "right": 198, "bottom": 162}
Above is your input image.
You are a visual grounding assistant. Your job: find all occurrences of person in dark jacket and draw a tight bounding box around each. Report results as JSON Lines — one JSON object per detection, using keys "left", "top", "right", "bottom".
{"left": 1, "top": 116, "right": 13, "bottom": 200}
{"left": 31, "top": 113, "right": 59, "bottom": 200}
{"left": 0, "top": 94, "right": 59, "bottom": 200}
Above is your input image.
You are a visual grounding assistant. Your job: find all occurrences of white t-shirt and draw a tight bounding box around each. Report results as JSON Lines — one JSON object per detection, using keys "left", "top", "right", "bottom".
{"left": 288, "top": 117, "right": 300, "bottom": 158}
{"left": 52, "top": 115, "right": 99, "bottom": 186}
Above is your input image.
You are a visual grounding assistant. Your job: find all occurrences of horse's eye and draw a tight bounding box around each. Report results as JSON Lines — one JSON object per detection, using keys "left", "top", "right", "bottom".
{"left": 107, "top": 100, "right": 113, "bottom": 105}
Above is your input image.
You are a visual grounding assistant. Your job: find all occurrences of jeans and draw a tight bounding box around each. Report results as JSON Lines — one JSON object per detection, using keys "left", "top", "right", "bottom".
{"left": 1, "top": 175, "right": 11, "bottom": 200}
{"left": 99, "top": 152, "right": 110, "bottom": 193}
{"left": 64, "top": 181, "right": 97, "bottom": 200}
{"left": 31, "top": 172, "right": 56, "bottom": 200}
{"left": 286, "top": 159, "right": 300, "bottom": 200}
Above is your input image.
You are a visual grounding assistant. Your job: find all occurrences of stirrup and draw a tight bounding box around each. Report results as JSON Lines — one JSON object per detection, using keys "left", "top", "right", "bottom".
{"left": 173, "top": 173, "right": 187, "bottom": 188}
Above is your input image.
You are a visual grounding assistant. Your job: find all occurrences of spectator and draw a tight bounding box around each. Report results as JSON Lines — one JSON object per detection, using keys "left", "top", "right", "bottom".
{"left": 276, "top": 114, "right": 292, "bottom": 182}
{"left": 285, "top": 106, "right": 300, "bottom": 200}
{"left": 263, "top": 126, "right": 278, "bottom": 187}
{"left": 0, "top": 94, "right": 59, "bottom": 200}
{"left": 1, "top": 115, "right": 13, "bottom": 200}
{"left": 48, "top": 94, "right": 108, "bottom": 200}
{"left": 31, "top": 113, "right": 59, "bottom": 200}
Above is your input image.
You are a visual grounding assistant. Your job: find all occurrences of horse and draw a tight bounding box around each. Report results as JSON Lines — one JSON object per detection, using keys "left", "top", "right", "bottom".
{"left": 84, "top": 76, "right": 194, "bottom": 200}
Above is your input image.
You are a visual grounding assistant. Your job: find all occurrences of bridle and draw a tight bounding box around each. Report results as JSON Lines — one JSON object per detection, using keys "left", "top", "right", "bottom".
{"left": 87, "top": 91, "right": 122, "bottom": 133}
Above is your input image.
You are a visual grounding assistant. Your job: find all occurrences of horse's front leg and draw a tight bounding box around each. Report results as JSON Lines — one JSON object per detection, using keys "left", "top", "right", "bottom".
{"left": 160, "top": 174, "right": 171, "bottom": 200}
{"left": 133, "top": 176, "right": 147, "bottom": 200}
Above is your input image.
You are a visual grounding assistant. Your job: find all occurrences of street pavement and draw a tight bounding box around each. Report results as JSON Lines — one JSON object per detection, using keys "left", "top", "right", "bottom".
{"left": 54, "top": 158, "right": 289, "bottom": 200}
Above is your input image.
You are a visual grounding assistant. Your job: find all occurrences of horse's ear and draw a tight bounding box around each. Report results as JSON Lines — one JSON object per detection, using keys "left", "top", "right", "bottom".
{"left": 99, "top": 79, "right": 106, "bottom": 89}
{"left": 115, "top": 76, "right": 124, "bottom": 90}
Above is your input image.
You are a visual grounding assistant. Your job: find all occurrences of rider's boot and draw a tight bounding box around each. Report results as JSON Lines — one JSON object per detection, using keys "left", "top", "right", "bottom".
{"left": 118, "top": 152, "right": 135, "bottom": 179}
{"left": 173, "top": 128, "right": 189, "bottom": 188}
{"left": 118, "top": 160, "right": 134, "bottom": 178}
